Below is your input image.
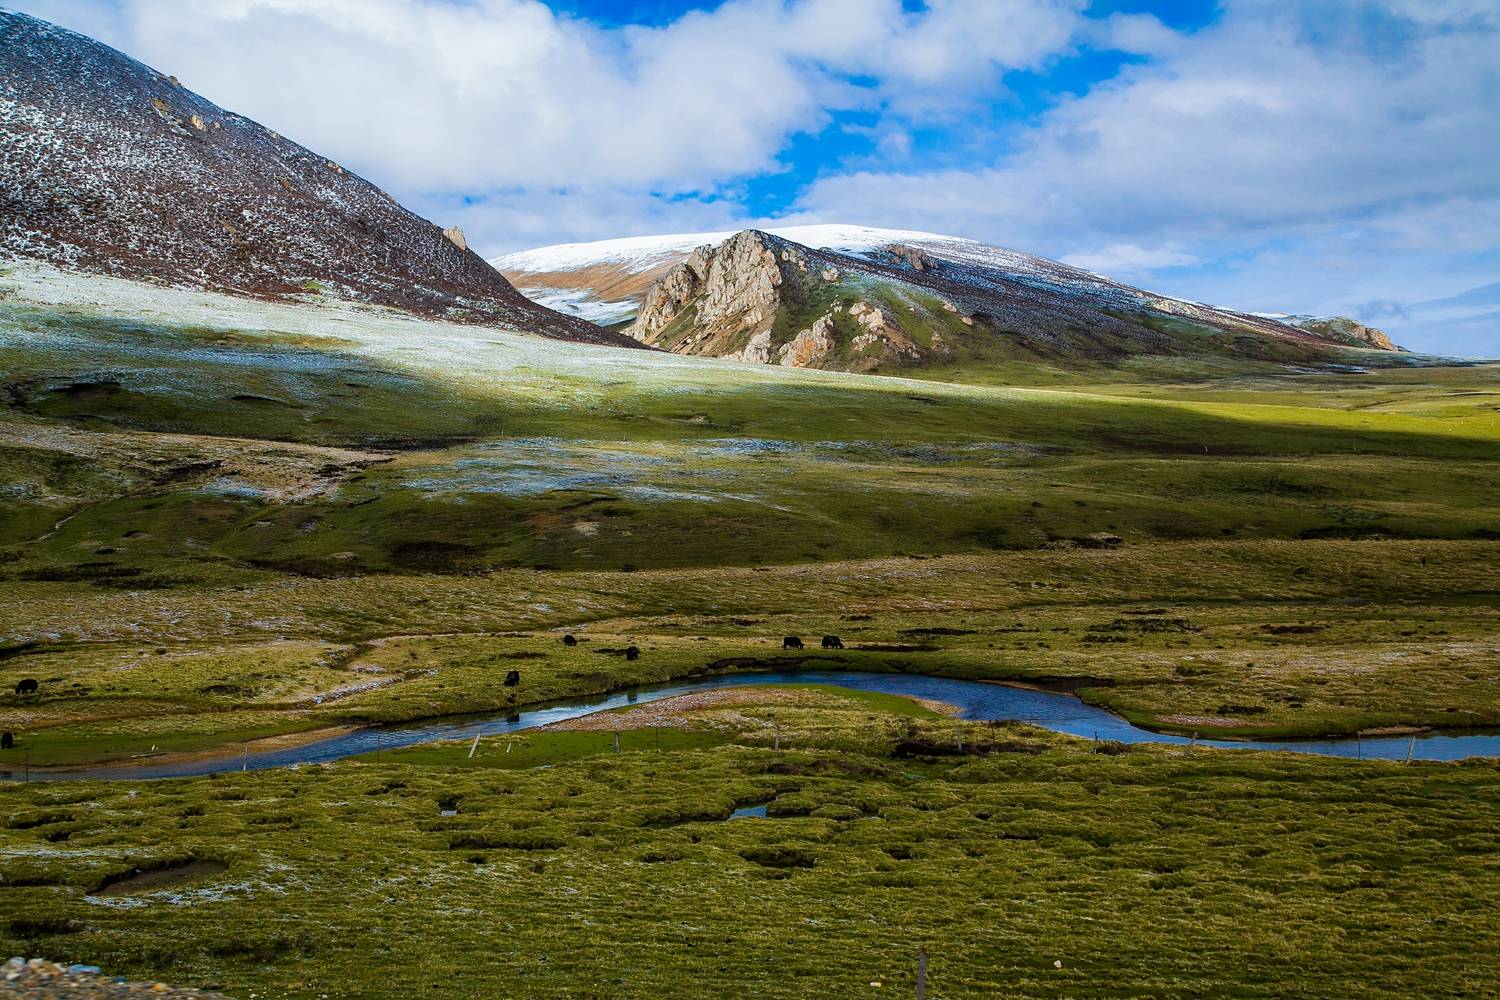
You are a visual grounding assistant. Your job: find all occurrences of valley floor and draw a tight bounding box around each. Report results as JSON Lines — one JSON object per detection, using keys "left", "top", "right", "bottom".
{"left": 1, "top": 263, "right": 1497, "bottom": 997}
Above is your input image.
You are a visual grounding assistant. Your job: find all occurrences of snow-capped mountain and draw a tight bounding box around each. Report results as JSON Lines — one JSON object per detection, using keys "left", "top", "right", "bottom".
{"left": 494, "top": 225, "right": 1401, "bottom": 373}
{"left": 0, "top": 10, "right": 636, "bottom": 349}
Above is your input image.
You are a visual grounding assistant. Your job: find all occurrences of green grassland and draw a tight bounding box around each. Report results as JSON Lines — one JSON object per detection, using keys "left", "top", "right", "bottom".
{"left": 3, "top": 540, "right": 1497, "bottom": 766}
{"left": 3, "top": 293, "right": 1497, "bottom": 586}
{"left": 2, "top": 691, "right": 1498, "bottom": 998}
{"left": 2, "top": 268, "right": 1499, "bottom": 996}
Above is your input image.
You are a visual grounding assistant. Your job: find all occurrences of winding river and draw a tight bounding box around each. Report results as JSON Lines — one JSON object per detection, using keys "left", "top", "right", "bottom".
{"left": 7, "top": 670, "right": 1499, "bottom": 782}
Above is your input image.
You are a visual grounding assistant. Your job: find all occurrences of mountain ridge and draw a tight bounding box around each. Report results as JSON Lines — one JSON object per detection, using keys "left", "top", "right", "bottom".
{"left": 498, "top": 225, "right": 1402, "bottom": 374}
{"left": 0, "top": 9, "right": 638, "bottom": 349}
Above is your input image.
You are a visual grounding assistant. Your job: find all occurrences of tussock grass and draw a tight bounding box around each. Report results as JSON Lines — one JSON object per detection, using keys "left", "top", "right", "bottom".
{"left": 1, "top": 694, "right": 1497, "bottom": 998}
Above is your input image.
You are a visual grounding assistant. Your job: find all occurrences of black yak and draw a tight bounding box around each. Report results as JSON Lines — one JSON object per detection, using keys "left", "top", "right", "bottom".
{"left": 783, "top": 637, "right": 803, "bottom": 650}
{"left": 14, "top": 678, "right": 38, "bottom": 695}
{"left": 504, "top": 670, "right": 521, "bottom": 687}
{"left": 625, "top": 646, "right": 640, "bottom": 661}
{"left": 821, "top": 635, "right": 843, "bottom": 649}
{"left": 563, "top": 634, "right": 578, "bottom": 647}
{"left": 0, "top": 732, "right": 12, "bottom": 750}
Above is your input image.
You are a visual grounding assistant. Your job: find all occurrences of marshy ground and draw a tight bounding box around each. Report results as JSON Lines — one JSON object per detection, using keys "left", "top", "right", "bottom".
{"left": 3, "top": 690, "right": 1498, "bottom": 998}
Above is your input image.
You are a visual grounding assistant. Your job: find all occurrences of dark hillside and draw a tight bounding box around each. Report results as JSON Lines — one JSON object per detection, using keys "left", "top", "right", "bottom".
{"left": 0, "top": 10, "right": 639, "bottom": 348}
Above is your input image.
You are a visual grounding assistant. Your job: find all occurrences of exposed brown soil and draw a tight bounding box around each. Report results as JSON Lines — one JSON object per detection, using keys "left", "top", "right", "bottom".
{"left": 89, "top": 859, "right": 228, "bottom": 898}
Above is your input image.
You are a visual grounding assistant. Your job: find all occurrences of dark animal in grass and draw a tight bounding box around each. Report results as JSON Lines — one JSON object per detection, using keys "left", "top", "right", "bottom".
{"left": 625, "top": 646, "right": 640, "bottom": 661}
{"left": 504, "top": 670, "right": 520, "bottom": 687}
{"left": 563, "top": 634, "right": 577, "bottom": 646}
{"left": 783, "top": 637, "right": 803, "bottom": 650}
{"left": 0, "top": 732, "right": 12, "bottom": 750}
{"left": 14, "top": 678, "right": 38, "bottom": 695}
{"left": 821, "top": 635, "right": 843, "bottom": 649}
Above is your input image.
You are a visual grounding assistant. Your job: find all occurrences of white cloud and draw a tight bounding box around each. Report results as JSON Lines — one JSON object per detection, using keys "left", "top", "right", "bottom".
{"left": 13, "top": 0, "right": 1085, "bottom": 194}
{"left": 1061, "top": 244, "right": 1198, "bottom": 277}
{"left": 798, "top": 1, "right": 1500, "bottom": 246}
{"left": 788, "top": 0, "right": 1499, "bottom": 349}
{"left": 10, "top": 0, "right": 1496, "bottom": 352}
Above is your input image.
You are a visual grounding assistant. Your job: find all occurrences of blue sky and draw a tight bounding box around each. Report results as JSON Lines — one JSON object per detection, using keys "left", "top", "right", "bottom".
{"left": 13, "top": 0, "right": 1499, "bottom": 354}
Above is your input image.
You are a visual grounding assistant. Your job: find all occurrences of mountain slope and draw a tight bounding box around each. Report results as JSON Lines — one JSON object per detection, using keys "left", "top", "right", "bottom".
{"left": 0, "top": 9, "right": 637, "bottom": 348}
{"left": 1269, "top": 315, "right": 1402, "bottom": 352}
{"left": 495, "top": 224, "right": 1403, "bottom": 371}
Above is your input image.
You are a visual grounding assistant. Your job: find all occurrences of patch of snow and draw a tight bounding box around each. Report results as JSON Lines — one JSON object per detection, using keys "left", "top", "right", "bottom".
{"left": 491, "top": 224, "right": 977, "bottom": 275}
{"left": 517, "top": 285, "right": 637, "bottom": 324}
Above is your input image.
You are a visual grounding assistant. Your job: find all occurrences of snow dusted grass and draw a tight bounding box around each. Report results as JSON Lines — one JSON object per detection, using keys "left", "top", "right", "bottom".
{"left": 0, "top": 259, "right": 903, "bottom": 400}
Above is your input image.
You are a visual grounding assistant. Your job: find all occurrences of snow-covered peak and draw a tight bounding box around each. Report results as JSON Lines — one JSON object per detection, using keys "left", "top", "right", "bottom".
{"left": 491, "top": 224, "right": 977, "bottom": 275}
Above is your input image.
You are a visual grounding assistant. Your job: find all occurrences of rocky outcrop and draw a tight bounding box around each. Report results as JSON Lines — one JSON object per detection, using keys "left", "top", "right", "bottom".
{"left": 777, "top": 314, "right": 837, "bottom": 367}
{"left": 628, "top": 230, "right": 963, "bottom": 371}
{"left": 883, "top": 243, "right": 936, "bottom": 272}
{"left": 1290, "top": 316, "right": 1402, "bottom": 352}
{"left": 631, "top": 230, "right": 807, "bottom": 356}
{"left": 846, "top": 301, "right": 923, "bottom": 360}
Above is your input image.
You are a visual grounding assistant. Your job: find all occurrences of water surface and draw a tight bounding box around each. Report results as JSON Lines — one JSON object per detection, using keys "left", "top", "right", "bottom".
{"left": 7, "top": 670, "right": 1498, "bottom": 782}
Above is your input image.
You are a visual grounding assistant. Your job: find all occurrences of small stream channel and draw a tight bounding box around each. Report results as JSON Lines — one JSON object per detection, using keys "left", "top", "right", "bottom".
{"left": 7, "top": 670, "right": 1499, "bottom": 782}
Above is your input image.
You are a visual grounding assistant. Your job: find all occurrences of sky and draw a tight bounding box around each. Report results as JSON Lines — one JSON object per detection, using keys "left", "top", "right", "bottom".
{"left": 11, "top": 0, "right": 1499, "bottom": 355}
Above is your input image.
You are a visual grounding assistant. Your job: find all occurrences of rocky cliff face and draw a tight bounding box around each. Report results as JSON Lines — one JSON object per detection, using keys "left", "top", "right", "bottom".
{"left": 0, "top": 10, "right": 638, "bottom": 349}
{"left": 1290, "top": 316, "right": 1402, "bottom": 352}
{"left": 629, "top": 231, "right": 944, "bottom": 370}
{"left": 634, "top": 231, "right": 792, "bottom": 352}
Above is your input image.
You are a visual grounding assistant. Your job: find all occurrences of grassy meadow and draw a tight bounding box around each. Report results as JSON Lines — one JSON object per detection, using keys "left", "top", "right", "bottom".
{"left": 0, "top": 263, "right": 1498, "bottom": 996}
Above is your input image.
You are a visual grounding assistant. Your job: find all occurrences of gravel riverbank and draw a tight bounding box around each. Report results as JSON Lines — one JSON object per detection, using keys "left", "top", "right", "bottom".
{"left": 1, "top": 959, "right": 231, "bottom": 999}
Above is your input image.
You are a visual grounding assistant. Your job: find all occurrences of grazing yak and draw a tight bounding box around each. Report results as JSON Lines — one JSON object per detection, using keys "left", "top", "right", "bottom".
{"left": 14, "top": 678, "right": 38, "bottom": 695}
{"left": 563, "top": 634, "right": 578, "bottom": 647}
{"left": 504, "top": 670, "right": 521, "bottom": 687}
{"left": 625, "top": 646, "right": 640, "bottom": 661}
{"left": 0, "top": 732, "right": 12, "bottom": 750}
{"left": 783, "top": 636, "right": 804, "bottom": 650}
{"left": 821, "top": 635, "right": 843, "bottom": 649}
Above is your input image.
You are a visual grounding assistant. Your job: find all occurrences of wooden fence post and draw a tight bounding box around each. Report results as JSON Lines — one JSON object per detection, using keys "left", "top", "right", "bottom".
{"left": 916, "top": 945, "right": 927, "bottom": 1000}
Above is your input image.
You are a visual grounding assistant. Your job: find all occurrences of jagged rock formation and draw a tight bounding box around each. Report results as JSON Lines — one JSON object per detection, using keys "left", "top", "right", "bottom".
{"left": 882, "top": 243, "right": 935, "bottom": 272}
{"left": 503, "top": 224, "right": 1404, "bottom": 374}
{"left": 633, "top": 231, "right": 793, "bottom": 352}
{"left": 0, "top": 10, "right": 638, "bottom": 348}
{"left": 629, "top": 231, "right": 944, "bottom": 371}
{"left": 1289, "top": 316, "right": 1402, "bottom": 352}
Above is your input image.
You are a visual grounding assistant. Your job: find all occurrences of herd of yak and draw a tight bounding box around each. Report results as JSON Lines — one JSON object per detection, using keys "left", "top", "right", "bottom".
{"left": 0, "top": 635, "right": 847, "bottom": 753}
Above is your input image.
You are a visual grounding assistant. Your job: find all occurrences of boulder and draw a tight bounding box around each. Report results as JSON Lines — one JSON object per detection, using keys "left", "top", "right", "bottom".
{"left": 883, "top": 243, "right": 935, "bottom": 272}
